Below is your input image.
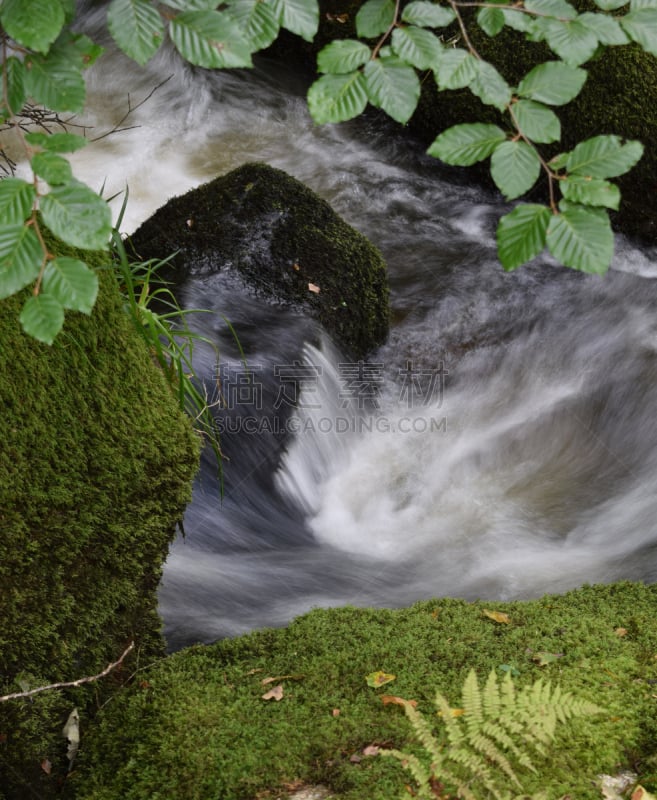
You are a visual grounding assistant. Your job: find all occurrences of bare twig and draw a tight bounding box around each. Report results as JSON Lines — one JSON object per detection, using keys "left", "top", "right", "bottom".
{"left": 0, "top": 642, "right": 135, "bottom": 702}
{"left": 90, "top": 75, "right": 174, "bottom": 142}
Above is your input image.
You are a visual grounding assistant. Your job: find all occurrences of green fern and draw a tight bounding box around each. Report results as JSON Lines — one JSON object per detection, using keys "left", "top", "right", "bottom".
{"left": 380, "top": 669, "right": 604, "bottom": 800}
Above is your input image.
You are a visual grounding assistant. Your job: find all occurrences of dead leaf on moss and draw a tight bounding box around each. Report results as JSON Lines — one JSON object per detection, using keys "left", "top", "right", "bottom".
{"left": 632, "top": 787, "right": 657, "bottom": 800}
{"left": 308, "top": 283, "right": 320, "bottom": 294}
{"left": 40, "top": 759, "right": 51, "bottom": 775}
{"left": 366, "top": 671, "right": 396, "bottom": 688}
{"left": 614, "top": 627, "right": 628, "bottom": 638}
{"left": 532, "top": 651, "right": 563, "bottom": 666}
{"left": 437, "top": 707, "right": 465, "bottom": 718}
{"left": 62, "top": 708, "right": 80, "bottom": 764}
{"left": 363, "top": 745, "right": 380, "bottom": 756}
{"left": 331, "top": 708, "right": 340, "bottom": 717}
{"left": 381, "top": 695, "right": 418, "bottom": 709}
{"left": 261, "top": 684, "right": 284, "bottom": 701}
{"left": 483, "top": 609, "right": 510, "bottom": 624}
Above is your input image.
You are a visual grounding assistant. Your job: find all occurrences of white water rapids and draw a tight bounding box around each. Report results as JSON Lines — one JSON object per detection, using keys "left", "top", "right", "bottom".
{"left": 26, "top": 7, "right": 657, "bottom": 647}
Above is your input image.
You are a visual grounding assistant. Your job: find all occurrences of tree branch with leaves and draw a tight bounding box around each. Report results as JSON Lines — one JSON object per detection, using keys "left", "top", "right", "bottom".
{"left": 308, "top": 0, "right": 649, "bottom": 274}
{"left": 0, "top": 0, "right": 655, "bottom": 346}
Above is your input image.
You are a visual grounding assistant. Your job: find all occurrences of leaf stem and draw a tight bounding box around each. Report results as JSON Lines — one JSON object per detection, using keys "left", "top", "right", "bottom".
{"left": 371, "top": 0, "right": 402, "bottom": 60}
{"left": 506, "top": 101, "right": 559, "bottom": 212}
{"left": 453, "top": 0, "right": 575, "bottom": 21}
{"left": 449, "top": 0, "right": 482, "bottom": 60}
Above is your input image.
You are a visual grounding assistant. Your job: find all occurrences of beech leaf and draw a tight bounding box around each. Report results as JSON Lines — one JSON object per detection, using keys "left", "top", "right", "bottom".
{"left": 483, "top": 609, "right": 511, "bottom": 624}
{"left": 532, "top": 651, "right": 563, "bottom": 666}
{"left": 366, "top": 670, "right": 396, "bottom": 687}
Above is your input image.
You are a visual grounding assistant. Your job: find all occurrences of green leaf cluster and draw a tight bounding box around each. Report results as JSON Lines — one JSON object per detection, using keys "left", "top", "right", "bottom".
{"left": 0, "top": 131, "right": 109, "bottom": 343}
{"left": 1, "top": 0, "right": 655, "bottom": 343}
{"left": 107, "top": 0, "right": 319, "bottom": 68}
{"left": 0, "top": 0, "right": 320, "bottom": 344}
{"left": 381, "top": 668, "right": 604, "bottom": 800}
{"left": 306, "top": 0, "right": 655, "bottom": 275}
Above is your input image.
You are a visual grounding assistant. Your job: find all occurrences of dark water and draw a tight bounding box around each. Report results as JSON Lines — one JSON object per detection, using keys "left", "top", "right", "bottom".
{"left": 52, "top": 13, "right": 657, "bottom": 648}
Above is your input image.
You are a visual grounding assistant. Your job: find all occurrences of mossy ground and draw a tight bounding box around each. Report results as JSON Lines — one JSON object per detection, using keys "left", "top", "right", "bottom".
{"left": 74, "top": 581, "right": 657, "bottom": 799}
{"left": 0, "top": 237, "right": 199, "bottom": 798}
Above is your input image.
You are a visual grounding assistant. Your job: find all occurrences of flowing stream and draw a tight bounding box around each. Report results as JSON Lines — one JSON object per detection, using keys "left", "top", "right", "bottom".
{"left": 40, "top": 9, "right": 657, "bottom": 648}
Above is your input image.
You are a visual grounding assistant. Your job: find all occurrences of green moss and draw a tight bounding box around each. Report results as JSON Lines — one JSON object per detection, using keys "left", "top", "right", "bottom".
{"left": 0, "top": 238, "right": 199, "bottom": 798}
{"left": 128, "top": 163, "right": 390, "bottom": 358}
{"left": 73, "top": 581, "right": 657, "bottom": 799}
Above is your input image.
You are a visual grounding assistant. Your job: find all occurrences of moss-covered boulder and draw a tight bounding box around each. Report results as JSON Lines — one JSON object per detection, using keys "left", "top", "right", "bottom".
{"left": 128, "top": 163, "right": 390, "bottom": 359}
{"left": 0, "top": 247, "right": 199, "bottom": 798}
{"left": 73, "top": 582, "right": 657, "bottom": 800}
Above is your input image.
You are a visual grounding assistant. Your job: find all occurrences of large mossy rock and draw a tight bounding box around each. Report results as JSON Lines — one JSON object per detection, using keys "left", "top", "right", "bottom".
{"left": 0, "top": 246, "right": 199, "bottom": 798}
{"left": 128, "top": 162, "right": 390, "bottom": 358}
{"left": 73, "top": 582, "right": 657, "bottom": 800}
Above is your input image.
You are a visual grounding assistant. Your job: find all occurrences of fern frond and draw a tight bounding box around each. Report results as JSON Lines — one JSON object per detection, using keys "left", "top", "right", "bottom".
{"left": 463, "top": 669, "right": 484, "bottom": 734}
{"left": 500, "top": 669, "right": 517, "bottom": 713}
{"left": 455, "top": 779, "right": 482, "bottom": 800}
{"left": 380, "top": 749, "right": 435, "bottom": 800}
{"left": 483, "top": 669, "right": 501, "bottom": 720}
{"left": 481, "top": 720, "right": 537, "bottom": 773}
{"left": 380, "top": 669, "right": 604, "bottom": 800}
{"left": 404, "top": 703, "right": 446, "bottom": 766}
{"left": 469, "top": 731, "right": 522, "bottom": 788}
{"left": 435, "top": 691, "right": 466, "bottom": 748}
{"left": 447, "top": 743, "right": 504, "bottom": 800}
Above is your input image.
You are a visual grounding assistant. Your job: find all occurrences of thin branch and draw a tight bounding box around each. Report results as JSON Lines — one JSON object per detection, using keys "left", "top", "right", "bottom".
{"left": 506, "top": 101, "right": 559, "bottom": 212}
{"left": 371, "top": 0, "right": 402, "bottom": 60}
{"left": 0, "top": 642, "right": 135, "bottom": 702}
{"left": 449, "top": 0, "right": 482, "bottom": 60}
{"left": 90, "top": 75, "right": 174, "bottom": 142}
{"left": 454, "top": 0, "right": 576, "bottom": 20}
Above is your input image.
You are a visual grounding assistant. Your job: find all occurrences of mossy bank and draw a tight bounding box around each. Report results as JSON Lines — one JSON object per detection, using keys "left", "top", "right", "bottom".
{"left": 0, "top": 240, "right": 199, "bottom": 799}
{"left": 73, "top": 581, "right": 657, "bottom": 799}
